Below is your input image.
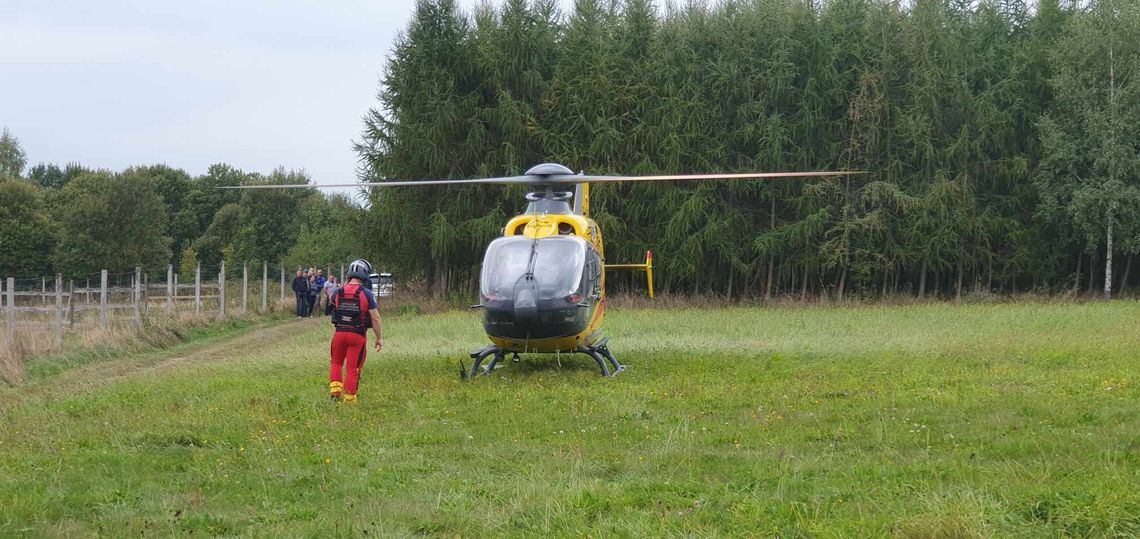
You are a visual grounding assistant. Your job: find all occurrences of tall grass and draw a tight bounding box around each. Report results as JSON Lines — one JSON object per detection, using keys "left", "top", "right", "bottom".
{"left": 0, "top": 334, "right": 22, "bottom": 384}
{"left": 0, "top": 298, "right": 297, "bottom": 385}
{"left": 0, "top": 301, "right": 1137, "bottom": 535}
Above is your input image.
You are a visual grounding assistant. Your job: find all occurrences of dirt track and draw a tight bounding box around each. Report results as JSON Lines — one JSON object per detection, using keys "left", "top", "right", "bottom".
{"left": 0, "top": 319, "right": 298, "bottom": 411}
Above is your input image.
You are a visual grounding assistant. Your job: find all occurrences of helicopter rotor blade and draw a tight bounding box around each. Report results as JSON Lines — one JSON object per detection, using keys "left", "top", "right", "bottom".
{"left": 218, "top": 171, "right": 864, "bottom": 190}
{"left": 541, "top": 170, "right": 864, "bottom": 184}
{"left": 218, "top": 175, "right": 540, "bottom": 189}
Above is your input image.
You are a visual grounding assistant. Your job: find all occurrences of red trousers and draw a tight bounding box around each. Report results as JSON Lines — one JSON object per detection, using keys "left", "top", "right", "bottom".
{"left": 330, "top": 331, "right": 367, "bottom": 395}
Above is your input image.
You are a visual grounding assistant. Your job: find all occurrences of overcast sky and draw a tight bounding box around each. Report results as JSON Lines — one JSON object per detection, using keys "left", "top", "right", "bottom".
{"left": 0, "top": 0, "right": 514, "bottom": 193}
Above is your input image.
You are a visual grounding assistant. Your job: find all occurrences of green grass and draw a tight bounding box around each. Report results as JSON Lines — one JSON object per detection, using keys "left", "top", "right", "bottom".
{"left": 1, "top": 302, "right": 1138, "bottom": 537}
{"left": 18, "top": 316, "right": 285, "bottom": 383}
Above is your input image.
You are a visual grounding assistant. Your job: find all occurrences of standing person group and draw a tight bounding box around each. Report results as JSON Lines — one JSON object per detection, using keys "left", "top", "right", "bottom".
{"left": 291, "top": 267, "right": 331, "bottom": 318}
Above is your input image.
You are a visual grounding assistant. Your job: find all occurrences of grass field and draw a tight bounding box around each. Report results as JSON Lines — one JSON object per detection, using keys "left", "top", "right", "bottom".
{"left": 1, "top": 302, "right": 1138, "bottom": 537}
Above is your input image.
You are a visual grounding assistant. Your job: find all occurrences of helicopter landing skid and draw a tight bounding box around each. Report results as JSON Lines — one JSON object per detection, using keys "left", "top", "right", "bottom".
{"left": 465, "top": 339, "right": 624, "bottom": 379}
{"left": 578, "top": 337, "right": 625, "bottom": 377}
{"left": 465, "top": 345, "right": 505, "bottom": 379}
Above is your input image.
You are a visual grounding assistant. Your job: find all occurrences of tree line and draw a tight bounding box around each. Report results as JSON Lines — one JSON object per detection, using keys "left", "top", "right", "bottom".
{"left": 0, "top": 128, "right": 365, "bottom": 279}
{"left": 357, "top": 0, "right": 1140, "bottom": 299}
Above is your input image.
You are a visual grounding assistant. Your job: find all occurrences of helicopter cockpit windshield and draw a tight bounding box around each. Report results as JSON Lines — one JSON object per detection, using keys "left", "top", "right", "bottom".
{"left": 481, "top": 236, "right": 587, "bottom": 301}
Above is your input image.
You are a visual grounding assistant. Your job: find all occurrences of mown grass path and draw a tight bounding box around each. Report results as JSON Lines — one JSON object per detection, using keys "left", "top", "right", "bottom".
{"left": 1, "top": 303, "right": 1138, "bottom": 536}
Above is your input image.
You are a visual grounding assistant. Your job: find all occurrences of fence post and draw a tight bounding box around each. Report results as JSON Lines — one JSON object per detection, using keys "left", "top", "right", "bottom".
{"left": 242, "top": 262, "right": 248, "bottom": 313}
{"left": 195, "top": 263, "right": 202, "bottom": 314}
{"left": 100, "top": 270, "right": 108, "bottom": 329}
{"left": 261, "top": 262, "right": 268, "bottom": 311}
{"left": 68, "top": 280, "right": 75, "bottom": 328}
{"left": 340, "top": 263, "right": 345, "bottom": 282}
{"left": 167, "top": 264, "right": 174, "bottom": 311}
{"left": 134, "top": 267, "right": 142, "bottom": 325}
{"left": 86, "top": 278, "right": 91, "bottom": 304}
{"left": 279, "top": 265, "right": 285, "bottom": 302}
{"left": 219, "top": 260, "right": 226, "bottom": 317}
{"left": 5, "top": 277, "right": 14, "bottom": 344}
{"left": 54, "top": 274, "right": 63, "bottom": 351}
{"left": 41, "top": 277, "right": 46, "bottom": 303}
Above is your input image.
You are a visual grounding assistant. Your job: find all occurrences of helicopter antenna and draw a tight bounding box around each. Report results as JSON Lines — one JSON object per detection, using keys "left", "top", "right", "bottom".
{"left": 521, "top": 185, "right": 548, "bottom": 282}
{"left": 510, "top": 183, "right": 546, "bottom": 290}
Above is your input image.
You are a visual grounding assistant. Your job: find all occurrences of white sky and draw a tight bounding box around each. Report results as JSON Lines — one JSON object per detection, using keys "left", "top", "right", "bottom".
{"left": 0, "top": 0, "right": 518, "bottom": 195}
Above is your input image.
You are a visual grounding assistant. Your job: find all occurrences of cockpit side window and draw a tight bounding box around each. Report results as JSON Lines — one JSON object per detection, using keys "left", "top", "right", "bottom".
{"left": 588, "top": 250, "right": 602, "bottom": 298}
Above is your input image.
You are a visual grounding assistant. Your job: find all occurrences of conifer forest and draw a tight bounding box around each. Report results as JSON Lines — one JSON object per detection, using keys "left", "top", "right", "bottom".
{"left": 4, "top": 0, "right": 1139, "bottom": 301}
{"left": 357, "top": 0, "right": 1140, "bottom": 300}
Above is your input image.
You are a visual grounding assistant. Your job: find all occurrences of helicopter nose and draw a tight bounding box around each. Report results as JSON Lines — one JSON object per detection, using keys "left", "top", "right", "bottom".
{"left": 513, "top": 286, "right": 538, "bottom": 327}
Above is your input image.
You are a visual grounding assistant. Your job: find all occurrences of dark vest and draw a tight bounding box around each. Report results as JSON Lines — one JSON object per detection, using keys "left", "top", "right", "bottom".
{"left": 332, "top": 284, "right": 371, "bottom": 334}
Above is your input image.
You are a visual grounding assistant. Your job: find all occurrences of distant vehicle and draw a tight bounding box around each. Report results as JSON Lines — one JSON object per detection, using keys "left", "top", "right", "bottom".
{"left": 370, "top": 272, "right": 394, "bottom": 298}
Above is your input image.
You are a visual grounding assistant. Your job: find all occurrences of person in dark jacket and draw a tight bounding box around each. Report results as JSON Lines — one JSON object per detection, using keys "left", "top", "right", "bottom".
{"left": 307, "top": 268, "right": 323, "bottom": 317}
{"left": 311, "top": 269, "right": 327, "bottom": 315}
{"left": 291, "top": 269, "right": 309, "bottom": 318}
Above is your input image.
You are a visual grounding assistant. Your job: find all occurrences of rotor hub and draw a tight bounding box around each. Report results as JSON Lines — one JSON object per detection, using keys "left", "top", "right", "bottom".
{"left": 524, "top": 191, "right": 573, "bottom": 201}
{"left": 524, "top": 163, "right": 575, "bottom": 177}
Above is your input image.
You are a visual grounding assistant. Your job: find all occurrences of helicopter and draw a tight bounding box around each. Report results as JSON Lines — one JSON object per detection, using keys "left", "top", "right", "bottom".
{"left": 228, "top": 163, "right": 856, "bottom": 377}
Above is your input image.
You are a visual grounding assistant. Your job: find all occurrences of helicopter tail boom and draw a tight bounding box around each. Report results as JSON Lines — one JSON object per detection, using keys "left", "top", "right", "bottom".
{"left": 605, "top": 250, "right": 655, "bottom": 298}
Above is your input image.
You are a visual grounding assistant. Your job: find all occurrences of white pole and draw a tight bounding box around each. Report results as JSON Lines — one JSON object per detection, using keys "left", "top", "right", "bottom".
{"left": 5, "top": 277, "right": 14, "bottom": 344}
{"left": 100, "top": 270, "right": 108, "bottom": 329}
{"left": 219, "top": 260, "right": 226, "bottom": 317}
{"left": 68, "top": 280, "right": 75, "bottom": 328}
{"left": 261, "top": 261, "right": 268, "bottom": 311}
{"left": 195, "top": 263, "right": 202, "bottom": 314}
{"left": 54, "top": 274, "right": 63, "bottom": 350}
{"left": 134, "top": 267, "right": 142, "bottom": 324}
{"left": 242, "top": 262, "right": 248, "bottom": 312}
{"left": 279, "top": 264, "right": 285, "bottom": 302}
{"left": 167, "top": 264, "right": 174, "bottom": 311}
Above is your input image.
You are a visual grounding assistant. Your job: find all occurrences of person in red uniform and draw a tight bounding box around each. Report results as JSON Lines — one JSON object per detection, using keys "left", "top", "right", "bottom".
{"left": 329, "top": 259, "right": 383, "bottom": 403}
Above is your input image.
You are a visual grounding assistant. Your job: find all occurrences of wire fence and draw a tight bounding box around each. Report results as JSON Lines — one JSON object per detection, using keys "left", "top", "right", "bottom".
{"left": 2, "top": 261, "right": 352, "bottom": 353}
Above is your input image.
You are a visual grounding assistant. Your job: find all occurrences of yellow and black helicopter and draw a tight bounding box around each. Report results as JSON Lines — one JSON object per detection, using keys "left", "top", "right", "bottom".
{"left": 231, "top": 163, "right": 854, "bottom": 377}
